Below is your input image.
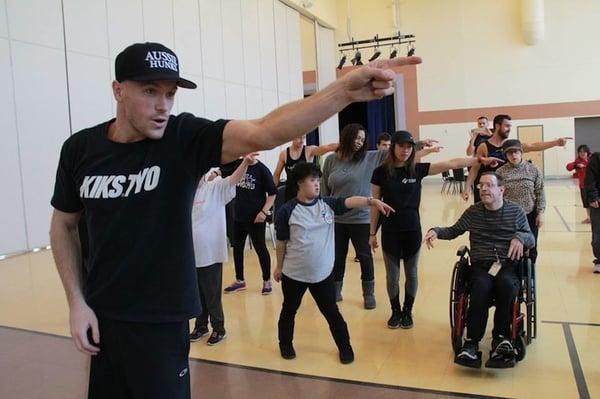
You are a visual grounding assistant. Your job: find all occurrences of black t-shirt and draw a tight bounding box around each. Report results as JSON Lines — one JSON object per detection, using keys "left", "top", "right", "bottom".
{"left": 234, "top": 161, "right": 277, "bottom": 222}
{"left": 370, "top": 163, "right": 431, "bottom": 232}
{"left": 51, "top": 113, "right": 227, "bottom": 323}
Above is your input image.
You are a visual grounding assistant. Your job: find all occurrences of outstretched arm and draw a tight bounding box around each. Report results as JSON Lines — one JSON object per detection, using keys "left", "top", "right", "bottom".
{"left": 221, "top": 56, "right": 423, "bottom": 163}
{"left": 424, "top": 208, "right": 473, "bottom": 249}
{"left": 428, "top": 156, "right": 503, "bottom": 176}
{"left": 307, "top": 143, "right": 339, "bottom": 158}
{"left": 523, "top": 137, "right": 572, "bottom": 153}
{"left": 227, "top": 153, "right": 257, "bottom": 185}
{"left": 344, "top": 196, "right": 395, "bottom": 216}
{"left": 417, "top": 145, "right": 444, "bottom": 158}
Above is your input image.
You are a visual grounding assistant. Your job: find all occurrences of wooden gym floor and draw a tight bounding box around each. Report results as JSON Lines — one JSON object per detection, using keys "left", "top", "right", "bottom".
{"left": 1, "top": 180, "right": 598, "bottom": 399}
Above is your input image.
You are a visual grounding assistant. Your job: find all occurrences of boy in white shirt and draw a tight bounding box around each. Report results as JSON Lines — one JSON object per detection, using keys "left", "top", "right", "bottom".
{"left": 190, "top": 153, "right": 257, "bottom": 345}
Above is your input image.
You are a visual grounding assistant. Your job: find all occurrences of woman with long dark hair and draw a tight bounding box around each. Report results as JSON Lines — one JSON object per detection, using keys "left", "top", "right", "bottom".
{"left": 320, "top": 123, "right": 389, "bottom": 309}
{"left": 370, "top": 131, "right": 502, "bottom": 328}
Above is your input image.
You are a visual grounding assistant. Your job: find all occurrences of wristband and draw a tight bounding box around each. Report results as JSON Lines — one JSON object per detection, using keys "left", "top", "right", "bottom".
{"left": 261, "top": 210, "right": 268, "bottom": 216}
{"left": 367, "top": 196, "right": 373, "bottom": 205}
{"left": 477, "top": 155, "right": 483, "bottom": 164}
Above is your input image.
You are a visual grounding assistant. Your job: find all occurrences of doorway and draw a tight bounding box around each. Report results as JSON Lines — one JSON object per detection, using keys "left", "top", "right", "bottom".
{"left": 518, "top": 125, "right": 545, "bottom": 175}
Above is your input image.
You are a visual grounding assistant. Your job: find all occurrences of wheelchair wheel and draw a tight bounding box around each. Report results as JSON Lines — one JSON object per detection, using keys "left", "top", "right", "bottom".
{"left": 450, "top": 260, "right": 468, "bottom": 354}
{"left": 451, "top": 332, "right": 463, "bottom": 356}
{"left": 525, "top": 259, "right": 537, "bottom": 344}
{"left": 515, "top": 334, "right": 526, "bottom": 361}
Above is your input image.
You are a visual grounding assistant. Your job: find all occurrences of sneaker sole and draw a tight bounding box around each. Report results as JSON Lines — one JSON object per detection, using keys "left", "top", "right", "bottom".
{"left": 224, "top": 287, "right": 246, "bottom": 294}
{"left": 262, "top": 290, "right": 273, "bottom": 295}
{"left": 190, "top": 332, "right": 209, "bottom": 342}
{"left": 387, "top": 324, "right": 401, "bottom": 329}
{"left": 400, "top": 324, "right": 414, "bottom": 329}
{"left": 207, "top": 333, "right": 227, "bottom": 346}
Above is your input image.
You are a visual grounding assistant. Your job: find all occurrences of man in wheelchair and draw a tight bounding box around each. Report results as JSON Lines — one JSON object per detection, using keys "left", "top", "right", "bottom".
{"left": 424, "top": 172, "right": 535, "bottom": 368}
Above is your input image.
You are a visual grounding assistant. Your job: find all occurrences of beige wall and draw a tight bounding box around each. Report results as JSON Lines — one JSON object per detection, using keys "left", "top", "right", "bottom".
{"left": 331, "top": 0, "right": 599, "bottom": 177}
{"left": 335, "top": 0, "right": 397, "bottom": 44}
{"left": 334, "top": 0, "right": 600, "bottom": 111}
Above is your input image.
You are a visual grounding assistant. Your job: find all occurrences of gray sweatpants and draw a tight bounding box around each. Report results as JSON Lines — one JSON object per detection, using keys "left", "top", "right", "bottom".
{"left": 194, "top": 262, "right": 225, "bottom": 334}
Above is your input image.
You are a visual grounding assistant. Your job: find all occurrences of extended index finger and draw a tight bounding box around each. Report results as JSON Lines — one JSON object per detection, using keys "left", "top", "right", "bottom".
{"left": 377, "top": 56, "right": 423, "bottom": 69}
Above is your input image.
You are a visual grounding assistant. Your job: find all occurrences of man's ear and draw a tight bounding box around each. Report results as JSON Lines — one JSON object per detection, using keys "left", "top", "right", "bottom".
{"left": 112, "top": 80, "right": 123, "bottom": 102}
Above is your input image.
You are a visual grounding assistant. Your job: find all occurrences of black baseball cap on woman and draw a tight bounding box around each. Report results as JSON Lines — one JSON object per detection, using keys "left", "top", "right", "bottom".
{"left": 391, "top": 130, "right": 416, "bottom": 145}
{"left": 115, "top": 42, "right": 197, "bottom": 89}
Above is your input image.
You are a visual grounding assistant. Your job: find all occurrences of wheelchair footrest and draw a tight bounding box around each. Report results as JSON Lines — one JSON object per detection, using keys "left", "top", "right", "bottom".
{"left": 485, "top": 353, "right": 516, "bottom": 369}
{"left": 454, "top": 351, "right": 482, "bottom": 369}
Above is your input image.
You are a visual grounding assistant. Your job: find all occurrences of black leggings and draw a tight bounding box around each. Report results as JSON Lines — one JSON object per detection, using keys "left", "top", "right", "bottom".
{"left": 333, "top": 223, "right": 374, "bottom": 282}
{"left": 278, "top": 274, "right": 351, "bottom": 351}
{"left": 232, "top": 221, "right": 271, "bottom": 281}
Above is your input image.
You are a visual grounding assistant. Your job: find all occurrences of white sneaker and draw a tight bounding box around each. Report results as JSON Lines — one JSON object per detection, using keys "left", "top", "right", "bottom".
{"left": 593, "top": 264, "right": 600, "bottom": 274}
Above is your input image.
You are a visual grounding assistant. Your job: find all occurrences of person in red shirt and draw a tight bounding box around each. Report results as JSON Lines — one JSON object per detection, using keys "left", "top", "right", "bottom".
{"left": 567, "top": 144, "right": 592, "bottom": 223}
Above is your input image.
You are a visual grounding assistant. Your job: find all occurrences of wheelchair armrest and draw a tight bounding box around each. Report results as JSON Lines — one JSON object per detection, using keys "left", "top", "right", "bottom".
{"left": 456, "top": 246, "right": 469, "bottom": 257}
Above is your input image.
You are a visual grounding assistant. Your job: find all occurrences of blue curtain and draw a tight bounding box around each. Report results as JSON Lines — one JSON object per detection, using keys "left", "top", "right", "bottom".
{"left": 366, "top": 96, "right": 395, "bottom": 150}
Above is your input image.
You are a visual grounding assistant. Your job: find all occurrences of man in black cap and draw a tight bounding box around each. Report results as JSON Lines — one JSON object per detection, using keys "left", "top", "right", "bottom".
{"left": 49, "top": 42, "right": 421, "bottom": 398}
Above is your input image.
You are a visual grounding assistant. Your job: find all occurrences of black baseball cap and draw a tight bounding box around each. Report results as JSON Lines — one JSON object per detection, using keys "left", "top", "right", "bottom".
{"left": 391, "top": 130, "right": 416, "bottom": 145}
{"left": 502, "top": 139, "right": 522, "bottom": 152}
{"left": 115, "top": 42, "right": 197, "bottom": 89}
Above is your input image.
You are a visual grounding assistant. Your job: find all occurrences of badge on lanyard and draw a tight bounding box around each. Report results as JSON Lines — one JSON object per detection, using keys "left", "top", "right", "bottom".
{"left": 488, "top": 248, "right": 502, "bottom": 277}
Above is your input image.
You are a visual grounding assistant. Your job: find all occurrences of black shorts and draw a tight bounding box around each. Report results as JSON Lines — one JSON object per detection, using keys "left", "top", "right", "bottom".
{"left": 381, "top": 229, "right": 422, "bottom": 260}
{"left": 580, "top": 188, "right": 590, "bottom": 208}
{"left": 88, "top": 317, "right": 190, "bottom": 399}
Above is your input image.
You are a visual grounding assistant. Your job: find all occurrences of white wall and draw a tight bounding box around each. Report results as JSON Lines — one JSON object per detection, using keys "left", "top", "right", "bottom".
{"left": 0, "top": 0, "right": 304, "bottom": 254}
{"left": 315, "top": 23, "right": 339, "bottom": 145}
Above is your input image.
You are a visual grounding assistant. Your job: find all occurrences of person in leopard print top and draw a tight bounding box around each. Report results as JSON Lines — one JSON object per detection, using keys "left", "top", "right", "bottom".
{"left": 496, "top": 139, "right": 545, "bottom": 265}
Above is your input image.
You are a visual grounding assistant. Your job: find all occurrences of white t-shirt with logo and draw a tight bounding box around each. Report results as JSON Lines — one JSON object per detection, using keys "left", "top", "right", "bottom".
{"left": 192, "top": 176, "right": 236, "bottom": 267}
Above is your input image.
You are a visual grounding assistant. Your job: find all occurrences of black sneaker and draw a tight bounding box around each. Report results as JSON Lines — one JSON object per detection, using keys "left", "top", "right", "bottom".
{"left": 339, "top": 346, "right": 354, "bottom": 364}
{"left": 400, "top": 311, "right": 414, "bottom": 329}
{"left": 207, "top": 331, "right": 226, "bottom": 346}
{"left": 455, "top": 340, "right": 481, "bottom": 368}
{"left": 190, "top": 326, "right": 209, "bottom": 342}
{"left": 491, "top": 336, "right": 514, "bottom": 359}
{"left": 486, "top": 336, "right": 516, "bottom": 368}
{"left": 279, "top": 343, "right": 296, "bottom": 360}
{"left": 387, "top": 309, "right": 402, "bottom": 329}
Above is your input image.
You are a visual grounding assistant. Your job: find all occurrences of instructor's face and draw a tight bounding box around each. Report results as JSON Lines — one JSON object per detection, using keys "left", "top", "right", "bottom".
{"left": 117, "top": 80, "right": 177, "bottom": 140}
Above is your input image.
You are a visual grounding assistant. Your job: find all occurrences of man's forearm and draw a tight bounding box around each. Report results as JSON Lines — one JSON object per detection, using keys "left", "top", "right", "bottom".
{"left": 224, "top": 79, "right": 349, "bottom": 160}
{"left": 523, "top": 139, "right": 559, "bottom": 153}
{"left": 50, "top": 221, "right": 84, "bottom": 307}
